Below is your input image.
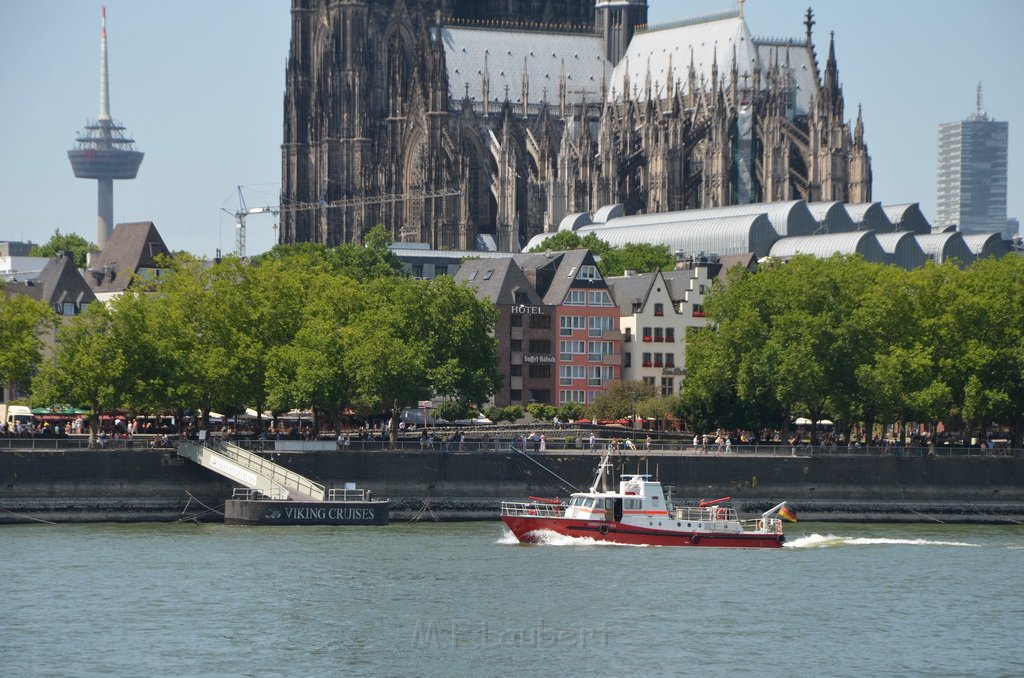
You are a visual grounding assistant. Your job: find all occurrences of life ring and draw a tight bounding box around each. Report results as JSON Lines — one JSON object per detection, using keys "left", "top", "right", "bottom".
{"left": 716, "top": 509, "right": 726, "bottom": 520}
{"left": 599, "top": 524, "right": 609, "bottom": 535}
{"left": 528, "top": 508, "right": 537, "bottom": 516}
{"left": 757, "top": 519, "right": 764, "bottom": 530}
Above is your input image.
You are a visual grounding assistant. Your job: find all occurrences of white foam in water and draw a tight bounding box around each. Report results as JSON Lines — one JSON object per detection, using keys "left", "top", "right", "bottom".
{"left": 786, "top": 533, "right": 979, "bottom": 548}
{"left": 497, "top": 527, "right": 642, "bottom": 547}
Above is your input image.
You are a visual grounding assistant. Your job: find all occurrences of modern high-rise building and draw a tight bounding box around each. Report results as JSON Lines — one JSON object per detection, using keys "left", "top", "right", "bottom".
{"left": 936, "top": 84, "right": 1009, "bottom": 235}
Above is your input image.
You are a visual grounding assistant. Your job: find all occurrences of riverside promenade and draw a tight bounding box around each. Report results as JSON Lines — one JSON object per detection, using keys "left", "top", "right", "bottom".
{"left": 2, "top": 431, "right": 1023, "bottom": 524}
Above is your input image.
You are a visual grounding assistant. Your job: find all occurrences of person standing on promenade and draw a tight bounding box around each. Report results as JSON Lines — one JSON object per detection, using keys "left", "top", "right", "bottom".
{"left": 589, "top": 432, "right": 596, "bottom": 452}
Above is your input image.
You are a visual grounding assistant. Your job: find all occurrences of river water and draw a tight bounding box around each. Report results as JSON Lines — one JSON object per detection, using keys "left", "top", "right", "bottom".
{"left": 3, "top": 520, "right": 1021, "bottom": 677}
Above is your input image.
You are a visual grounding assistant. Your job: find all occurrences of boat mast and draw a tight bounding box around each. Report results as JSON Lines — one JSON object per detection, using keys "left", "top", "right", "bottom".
{"left": 590, "top": 452, "right": 613, "bottom": 493}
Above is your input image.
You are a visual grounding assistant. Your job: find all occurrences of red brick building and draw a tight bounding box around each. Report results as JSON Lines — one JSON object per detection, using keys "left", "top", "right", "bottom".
{"left": 456, "top": 250, "right": 622, "bottom": 407}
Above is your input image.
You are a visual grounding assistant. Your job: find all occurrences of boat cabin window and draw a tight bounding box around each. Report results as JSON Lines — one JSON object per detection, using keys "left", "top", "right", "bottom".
{"left": 625, "top": 498, "right": 641, "bottom": 510}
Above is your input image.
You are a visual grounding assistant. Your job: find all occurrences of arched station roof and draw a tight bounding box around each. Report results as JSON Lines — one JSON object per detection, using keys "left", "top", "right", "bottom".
{"left": 875, "top": 232, "right": 927, "bottom": 270}
{"left": 768, "top": 231, "right": 887, "bottom": 264}
{"left": 915, "top": 233, "right": 974, "bottom": 268}
{"left": 962, "top": 233, "right": 1010, "bottom": 260}
{"left": 594, "top": 214, "right": 778, "bottom": 259}
{"left": 844, "top": 203, "right": 894, "bottom": 233}
{"left": 882, "top": 203, "right": 931, "bottom": 234}
{"left": 806, "top": 201, "right": 856, "bottom": 233}
{"left": 581, "top": 200, "right": 815, "bottom": 237}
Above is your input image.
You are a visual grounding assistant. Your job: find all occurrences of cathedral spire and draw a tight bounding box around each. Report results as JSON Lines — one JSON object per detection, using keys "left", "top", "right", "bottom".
{"left": 522, "top": 56, "right": 529, "bottom": 117}
{"left": 559, "top": 59, "right": 567, "bottom": 118}
{"left": 482, "top": 52, "right": 490, "bottom": 116}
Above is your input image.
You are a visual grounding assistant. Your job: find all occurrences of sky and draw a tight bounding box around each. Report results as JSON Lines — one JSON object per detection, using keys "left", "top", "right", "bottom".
{"left": 2, "top": 0, "right": 1022, "bottom": 259}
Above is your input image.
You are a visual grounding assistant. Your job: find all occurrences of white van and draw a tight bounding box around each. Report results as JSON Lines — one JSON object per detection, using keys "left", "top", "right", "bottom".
{"left": 2, "top": 404, "right": 33, "bottom": 428}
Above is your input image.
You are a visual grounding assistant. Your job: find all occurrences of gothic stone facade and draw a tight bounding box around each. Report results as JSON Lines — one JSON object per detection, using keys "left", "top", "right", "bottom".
{"left": 281, "top": 1, "right": 871, "bottom": 251}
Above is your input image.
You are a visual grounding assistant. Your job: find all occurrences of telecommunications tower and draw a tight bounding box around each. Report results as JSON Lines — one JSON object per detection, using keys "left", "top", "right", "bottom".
{"left": 67, "top": 7, "right": 144, "bottom": 250}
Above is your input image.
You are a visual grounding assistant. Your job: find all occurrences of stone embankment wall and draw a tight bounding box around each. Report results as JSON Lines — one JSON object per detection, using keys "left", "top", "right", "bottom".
{"left": 1, "top": 448, "right": 1021, "bottom": 524}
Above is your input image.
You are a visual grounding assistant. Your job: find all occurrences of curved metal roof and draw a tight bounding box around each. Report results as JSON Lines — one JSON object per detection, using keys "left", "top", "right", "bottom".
{"left": 592, "top": 214, "right": 778, "bottom": 259}
{"left": 875, "top": 232, "right": 927, "bottom": 270}
{"left": 558, "top": 212, "right": 592, "bottom": 232}
{"left": 581, "top": 200, "right": 815, "bottom": 237}
{"left": 962, "top": 233, "right": 1010, "bottom": 259}
{"left": 915, "top": 233, "right": 974, "bottom": 267}
{"left": 806, "top": 201, "right": 856, "bottom": 233}
{"left": 523, "top": 232, "right": 554, "bottom": 251}
{"left": 882, "top": 203, "right": 931, "bottom": 234}
{"left": 592, "top": 204, "right": 624, "bottom": 223}
{"left": 769, "top": 231, "right": 888, "bottom": 264}
{"left": 844, "top": 203, "right": 894, "bottom": 233}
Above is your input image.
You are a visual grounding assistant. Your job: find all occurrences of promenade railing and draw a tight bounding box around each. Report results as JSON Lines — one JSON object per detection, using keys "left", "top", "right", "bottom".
{"left": 0, "top": 434, "right": 1020, "bottom": 458}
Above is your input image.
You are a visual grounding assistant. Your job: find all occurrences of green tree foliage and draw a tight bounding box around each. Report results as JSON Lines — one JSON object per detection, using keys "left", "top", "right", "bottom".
{"left": 27, "top": 243, "right": 498, "bottom": 438}
{"left": 598, "top": 242, "right": 675, "bottom": 277}
{"left": 30, "top": 230, "right": 99, "bottom": 269}
{"left": 557, "top": 400, "right": 585, "bottom": 422}
{"left": 679, "top": 253, "right": 1024, "bottom": 447}
{"left": 527, "top": 402, "right": 557, "bottom": 421}
{"left": 344, "top": 276, "right": 500, "bottom": 440}
{"left": 0, "top": 288, "right": 56, "bottom": 391}
{"left": 586, "top": 380, "right": 657, "bottom": 422}
{"left": 435, "top": 399, "right": 471, "bottom": 422}
{"left": 32, "top": 304, "right": 128, "bottom": 446}
{"left": 528, "top": 232, "right": 672, "bottom": 277}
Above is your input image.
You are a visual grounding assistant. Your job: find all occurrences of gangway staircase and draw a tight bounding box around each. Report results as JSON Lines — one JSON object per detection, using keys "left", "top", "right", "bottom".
{"left": 178, "top": 439, "right": 325, "bottom": 502}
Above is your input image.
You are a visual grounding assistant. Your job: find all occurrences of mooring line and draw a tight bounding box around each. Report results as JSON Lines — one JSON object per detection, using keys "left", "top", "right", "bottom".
{"left": 0, "top": 506, "right": 58, "bottom": 525}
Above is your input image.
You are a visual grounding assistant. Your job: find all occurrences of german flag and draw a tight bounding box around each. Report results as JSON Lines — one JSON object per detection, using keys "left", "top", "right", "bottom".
{"left": 778, "top": 504, "right": 797, "bottom": 522}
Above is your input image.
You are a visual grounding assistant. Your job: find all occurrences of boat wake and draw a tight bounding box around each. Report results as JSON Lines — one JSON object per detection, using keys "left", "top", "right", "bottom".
{"left": 497, "top": 528, "right": 644, "bottom": 547}
{"left": 786, "top": 533, "right": 979, "bottom": 549}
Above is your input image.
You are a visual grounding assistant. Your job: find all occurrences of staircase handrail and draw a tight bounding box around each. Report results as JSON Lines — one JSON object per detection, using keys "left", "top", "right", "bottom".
{"left": 216, "top": 440, "right": 325, "bottom": 501}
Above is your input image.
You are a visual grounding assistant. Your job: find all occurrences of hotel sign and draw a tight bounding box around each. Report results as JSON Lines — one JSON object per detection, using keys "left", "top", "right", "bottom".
{"left": 510, "top": 304, "right": 544, "bottom": 315}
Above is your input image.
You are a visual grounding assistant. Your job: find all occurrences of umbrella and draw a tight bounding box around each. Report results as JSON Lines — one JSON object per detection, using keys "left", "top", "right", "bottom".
{"left": 31, "top": 406, "right": 89, "bottom": 415}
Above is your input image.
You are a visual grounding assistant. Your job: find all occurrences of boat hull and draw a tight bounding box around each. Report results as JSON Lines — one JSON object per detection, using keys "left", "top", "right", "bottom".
{"left": 224, "top": 499, "right": 389, "bottom": 526}
{"left": 502, "top": 515, "right": 785, "bottom": 548}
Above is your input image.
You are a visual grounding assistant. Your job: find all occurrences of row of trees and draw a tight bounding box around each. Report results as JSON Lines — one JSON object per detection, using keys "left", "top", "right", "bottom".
{"left": 6, "top": 226, "right": 1021, "bottom": 446}
{"left": 25, "top": 228, "right": 501, "bottom": 444}
{"left": 678, "top": 254, "right": 1024, "bottom": 446}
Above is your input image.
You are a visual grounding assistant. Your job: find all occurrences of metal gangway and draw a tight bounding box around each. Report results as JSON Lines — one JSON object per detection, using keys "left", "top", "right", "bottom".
{"left": 177, "top": 439, "right": 325, "bottom": 502}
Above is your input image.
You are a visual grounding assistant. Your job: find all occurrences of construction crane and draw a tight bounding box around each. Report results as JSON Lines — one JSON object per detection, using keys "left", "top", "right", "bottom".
{"left": 222, "top": 186, "right": 279, "bottom": 258}
{"left": 225, "top": 185, "right": 462, "bottom": 257}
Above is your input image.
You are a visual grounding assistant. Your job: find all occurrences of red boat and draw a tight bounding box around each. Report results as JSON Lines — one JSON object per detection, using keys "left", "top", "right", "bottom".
{"left": 501, "top": 453, "right": 791, "bottom": 548}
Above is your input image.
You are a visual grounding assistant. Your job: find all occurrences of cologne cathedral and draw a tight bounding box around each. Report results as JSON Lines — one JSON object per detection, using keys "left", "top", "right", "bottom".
{"left": 280, "top": 1, "right": 871, "bottom": 251}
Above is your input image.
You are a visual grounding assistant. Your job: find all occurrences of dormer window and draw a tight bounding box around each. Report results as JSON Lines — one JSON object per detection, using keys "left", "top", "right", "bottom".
{"left": 576, "top": 265, "right": 599, "bottom": 281}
